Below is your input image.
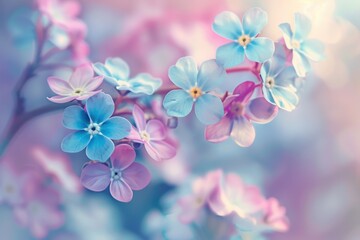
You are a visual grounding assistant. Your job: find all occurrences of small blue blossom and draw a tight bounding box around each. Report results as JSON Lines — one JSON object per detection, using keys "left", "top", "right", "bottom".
{"left": 93, "top": 57, "right": 162, "bottom": 95}
{"left": 212, "top": 8, "right": 275, "bottom": 68}
{"left": 163, "top": 56, "right": 226, "bottom": 125}
{"left": 260, "top": 45, "right": 299, "bottom": 112}
{"left": 61, "top": 92, "right": 131, "bottom": 162}
{"left": 279, "top": 13, "right": 325, "bottom": 77}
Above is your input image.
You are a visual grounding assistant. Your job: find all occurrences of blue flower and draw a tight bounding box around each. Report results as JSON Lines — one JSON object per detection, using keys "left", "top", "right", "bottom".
{"left": 260, "top": 45, "right": 299, "bottom": 112}
{"left": 279, "top": 13, "right": 325, "bottom": 77}
{"left": 61, "top": 92, "right": 131, "bottom": 162}
{"left": 212, "top": 8, "right": 275, "bottom": 68}
{"left": 93, "top": 57, "right": 162, "bottom": 95}
{"left": 163, "top": 57, "right": 226, "bottom": 125}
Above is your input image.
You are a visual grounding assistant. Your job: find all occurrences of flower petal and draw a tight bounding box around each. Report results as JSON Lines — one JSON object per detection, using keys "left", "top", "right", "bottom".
{"left": 128, "top": 73, "right": 162, "bottom": 95}
{"left": 93, "top": 62, "right": 118, "bottom": 86}
{"left": 292, "top": 50, "right": 311, "bottom": 77}
{"left": 163, "top": 90, "right": 194, "bottom": 117}
{"left": 75, "top": 90, "right": 101, "bottom": 101}
{"left": 168, "top": 56, "right": 198, "bottom": 89}
{"left": 275, "top": 66, "right": 297, "bottom": 87}
{"left": 242, "top": 7, "right": 268, "bottom": 37}
{"left": 146, "top": 119, "right": 166, "bottom": 141}
{"left": 205, "top": 115, "right": 232, "bottom": 142}
{"left": 86, "top": 92, "right": 114, "bottom": 123}
{"left": 110, "top": 180, "right": 133, "bottom": 202}
{"left": 245, "top": 37, "right": 274, "bottom": 63}
{"left": 216, "top": 42, "right": 245, "bottom": 68}
{"left": 212, "top": 11, "right": 242, "bottom": 40}
{"left": 110, "top": 144, "right": 136, "bottom": 170}
{"left": 47, "top": 77, "right": 73, "bottom": 95}
{"left": 246, "top": 97, "right": 278, "bottom": 124}
{"left": 83, "top": 76, "right": 104, "bottom": 92}
{"left": 61, "top": 131, "right": 91, "bottom": 153}
{"left": 145, "top": 140, "right": 176, "bottom": 161}
{"left": 197, "top": 59, "right": 226, "bottom": 92}
{"left": 105, "top": 57, "right": 130, "bottom": 80}
{"left": 270, "top": 86, "right": 299, "bottom": 112}
{"left": 69, "top": 64, "right": 94, "bottom": 88}
{"left": 294, "top": 13, "right": 312, "bottom": 40}
{"left": 101, "top": 117, "right": 131, "bottom": 140}
{"left": 80, "top": 162, "right": 111, "bottom": 191}
{"left": 300, "top": 39, "right": 325, "bottom": 62}
{"left": 63, "top": 105, "right": 90, "bottom": 130}
{"left": 122, "top": 162, "right": 151, "bottom": 190}
{"left": 47, "top": 95, "right": 76, "bottom": 103}
{"left": 194, "top": 94, "right": 224, "bottom": 125}
{"left": 133, "top": 105, "right": 146, "bottom": 131}
{"left": 86, "top": 134, "right": 114, "bottom": 162}
{"left": 233, "top": 81, "right": 256, "bottom": 103}
{"left": 278, "top": 23, "right": 293, "bottom": 49}
{"left": 230, "top": 117, "right": 255, "bottom": 147}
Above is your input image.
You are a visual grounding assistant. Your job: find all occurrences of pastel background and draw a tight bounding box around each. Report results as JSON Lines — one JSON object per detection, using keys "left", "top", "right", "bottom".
{"left": 0, "top": 0, "right": 359, "bottom": 240}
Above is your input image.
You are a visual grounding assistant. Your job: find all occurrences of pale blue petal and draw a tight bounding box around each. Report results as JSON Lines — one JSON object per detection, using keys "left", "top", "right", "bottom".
{"left": 105, "top": 57, "right": 130, "bottom": 80}
{"left": 216, "top": 42, "right": 245, "bottom": 68}
{"left": 278, "top": 23, "right": 293, "bottom": 49}
{"left": 168, "top": 56, "right": 198, "bottom": 90}
{"left": 275, "top": 66, "right": 297, "bottom": 87}
{"left": 163, "top": 90, "right": 193, "bottom": 117}
{"left": 86, "top": 93, "right": 114, "bottom": 123}
{"left": 93, "top": 62, "right": 118, "bottom": 86}
{"left": 86, "top": 134, "right": 114, "bottom": 162}
{"left": 294, "top": 13, "right": 312, "bottom": 40}
{"left": 242, "top": 7, "right": 268, "bottom": 37}
{"left": 61, "top": 131, "right": 91, "bottom": 153}
{"left": 245, "top": 37, "right": 274, "bottom": 63}
{"left": 270, "top": 87, "right": 299, "bottom": 112}
{"left": 292, "top": 50, "right": 311, "bottom": 77}
{"left": 197, "top": 59, "right": 226, "bottom": 92}
{"left": 63, "top": 106, "right": 90, "bottom": 130}
{"left": 300, "top": 39, "right": 325, "bottom": 61}
{"left": 260, "top": 61, "right": 270, "bottom": 81}
{"left": 101, "top": 117, "right": 131, "bottom": 140}
{"left": 212, "top": 11, "right": 242, "bottom": 40}
{"left": 262, "top": 86, "right": 276, "bottom": 106}
{"left": 128, "top": 73, "right": 162, "bottom": 95}
{"left": 194, "top": 94, "right": 224, "bottom": 125}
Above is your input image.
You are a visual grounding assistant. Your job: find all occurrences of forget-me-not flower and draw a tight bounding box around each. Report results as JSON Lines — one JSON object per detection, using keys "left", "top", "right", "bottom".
{"left": 163, "top": 56, "right": 226, "bottom": 125}
{"left": 61, "top": 92, "right": 131, "bottom": 162}
{"left": 93, "top": 57, "right": 162, "bottom": 95}
{"left": 279, "top": 13, "right": 325, "bottom": 77}
{"left": 212, "top": 8, "right": 275, "bottom": 68}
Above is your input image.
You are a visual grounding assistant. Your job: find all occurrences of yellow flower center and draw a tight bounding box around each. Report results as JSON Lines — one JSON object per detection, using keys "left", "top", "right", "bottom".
{"left": 238, "top": 35, "right": 251, "bottom": 47}
{"left": 73, "top": 88, "right": 84, "bottom": 95}
{"left": 189, "top": 86, "right": 202, "bottom": 100}
{"left": 265, "top": 77, "right": 276, "bottom": 89}
{"left": 291, "top": 40, "right": 301, "bottom": 49}
{"left": 140, "top": 131, "right": 150, "bottom": 142}
{"left": 230, "top": 102, "right": 245, "bottom": 117}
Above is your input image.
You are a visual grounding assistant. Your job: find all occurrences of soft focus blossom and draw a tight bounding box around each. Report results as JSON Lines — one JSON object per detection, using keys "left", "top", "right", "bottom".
{"left": 163, "top": 56, "right": 226, "bottom": 124}
{"left": 205, "top": 81, "right": 278, "bottom": 147}
{"left": 128, "top": 105, "right": 176, "bottom": 161}
{"left": 0, "top": 163, "right": 24, "bottom": 206}
{"left": 258, "top": 197, "right": 289, "bottom": 232}
{"left": 80, "top": 144, "right": 151, "bottom": 202}
{"left": 47, "top": 64, "right": 103, "bottom": 103}
{"left": 61, "top": 92, "right": 131, "bottom": 162}
{"left": 93, "top": 57, "right": 162, "bottom": 95}
{"left": 213, "top": 8, "right": 275, "bottom": 67}
{"left": 279, "top": 13, "right": 325, "bottom": 77}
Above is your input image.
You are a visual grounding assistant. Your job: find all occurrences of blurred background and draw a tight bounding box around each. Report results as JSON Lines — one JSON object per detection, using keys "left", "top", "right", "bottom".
{"left": 0, "top": 0, "right": 359, "bottom": 239}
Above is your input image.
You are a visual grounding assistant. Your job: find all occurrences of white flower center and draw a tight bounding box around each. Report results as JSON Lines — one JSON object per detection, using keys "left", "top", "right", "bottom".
{"left": 111, "top": 168, "right": 122, "bottom": 180}
{"left": 140, "top": 131, "right": 151, "bottom": 142}
{"left": 265, "top": 77, "right": 276, "bottom": 89}
{"left": 238, "top": 35, "right": 251, "bottom": 47}
{"left": 73, "top": 88, "right": 84, "bottom": 96}
{"left": 86, "top": 123, "right": 101, "bottom": 135}
{"left": 291, "top": 40, "right": 301, "bottom": 49}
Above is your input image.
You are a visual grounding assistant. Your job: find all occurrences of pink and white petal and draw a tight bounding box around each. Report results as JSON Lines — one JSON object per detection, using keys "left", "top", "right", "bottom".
{"left": 83, "top": 76, "right": 104, "bottom": 91}
{"left": 122, "top": 162, "right": 151, "bottom": 190}
{"left": 146, "top": 119, "right": 166, "bottom": 141}
{"left": 230, "top": 117, "right": 255, "bottom": 147}
{"left": 47, "top": 95, "right": 76, "bottom": 103}
{"left": 133, "top": 105, "right": 146, "bottom": 131}
{"left": 110, "top": 180, "right": 133, "bottom": 202}
{"left": 145, "top": 140, "right": 176, "bottom": 161}
{"left": 80, "top": 163, "right": 111, "bottom": 191}
{"left": 47, "top": 77, "right": 73, "bottom": 95}
{"left": 75, "top": 90, "right": 102, "bottom": 101}
{"left": 127, "top": 126, "right": 142, "bottom": 142}
{"left": 205, "top": 116, "right": 232, "bottom": 142}
{"left": 208, "top": 185, "right": 233, "bottom": 217}
{"left": 110, "top": 144, "right": 136, "bottom": 170}
{"left": 69, "top": 64, "right": 94, "bottom": 88}
{"left": 62, "top": 0, "right": 81, "bottom": 18}
{"left": 246, "top": 97, "right": 278, "bottom": 124}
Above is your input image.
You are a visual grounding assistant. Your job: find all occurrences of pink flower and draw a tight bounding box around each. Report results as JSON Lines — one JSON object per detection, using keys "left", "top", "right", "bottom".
{"left": 178, "top": 170, "right": 222, "bottom": 223}
{"left": 0, "top": 163, "right": 25, "bottom": 206}
{"left": 47, "top": 64, "right": 103, "bottom": 103}
{"left": 259, "top": 198, "right": 289, "bottom": 232}
{"left": 80, "top": 144, "right": 151, "bottom": 202}
{"left": 205, "top": 81, "right": 278, "bottom": 147}
{"left": 14, "top": 185, "right": 64, "bottom": 238}
{"left": 128, "top": 105, "right": 177, "bottom": 161}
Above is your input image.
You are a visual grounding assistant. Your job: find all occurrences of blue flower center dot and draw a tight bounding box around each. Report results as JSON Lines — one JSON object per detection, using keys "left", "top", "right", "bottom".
{"left": 87, "top": 123, "right": 101, "bottom": 135}
{"left": 238, "top": 35, "right": 251, "bottom": 47}
{"left": 111, "top": 168, "right": 122, "bottom": 180}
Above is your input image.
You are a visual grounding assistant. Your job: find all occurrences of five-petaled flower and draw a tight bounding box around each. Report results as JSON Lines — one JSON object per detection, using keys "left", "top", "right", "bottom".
{"left": 80, "top": 144, "right": 151, "bottom": 202}
{"left": 47, "top": 64, "right": 103, "bottom": 103}
{"left": 279, "top": 13, "right": 325, "bottom": 77}
{"left": 128, "top": 105, "right": 177, "bottom": 161}
{"left": 206, "top": 81, "right": 278, "bottom": 147}
{"left": 61, "top": 92, "right": 131, "bottom": 162}
{"left": 93, "top": 57, "right": 162, "bottom": 95}
{"left": 163, "top": 56, "right": 226, "bottom": 125}
{"left": 213, "top": 8, "right": 275, "bottom": 68}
